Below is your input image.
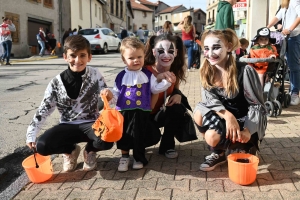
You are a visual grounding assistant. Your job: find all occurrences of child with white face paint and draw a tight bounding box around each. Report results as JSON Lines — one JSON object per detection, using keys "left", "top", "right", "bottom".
{"left": 113, "top": 37, "right": 173, "bottom": 171}
{"left": 143, "top": 34, "right": 194, "bottom": 159}
{"left": 194, "top": 29, "right": 267, "bottom": 172}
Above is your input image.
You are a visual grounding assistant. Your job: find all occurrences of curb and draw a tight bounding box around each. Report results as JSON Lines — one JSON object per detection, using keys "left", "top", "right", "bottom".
{"left": 10, "top": 55, "right": 59, "bottom": 64}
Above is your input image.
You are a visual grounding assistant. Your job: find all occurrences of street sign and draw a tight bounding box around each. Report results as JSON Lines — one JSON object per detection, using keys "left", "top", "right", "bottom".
{"left": 233, "top": 2, "right": 247, "bottom": 11}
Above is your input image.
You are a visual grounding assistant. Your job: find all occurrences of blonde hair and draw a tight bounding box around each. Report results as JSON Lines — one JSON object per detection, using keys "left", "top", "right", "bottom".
{"left": 183, "top": 16, "right": 193, "bottom": 33}
{"left": 200, "top": 29, "right": 240, "bottom": 97}
{"left": 120, "top": 37, "right": 145, "bottom": 57}
{"left": 281, "top": 0, "right": 290, "bottom": 8}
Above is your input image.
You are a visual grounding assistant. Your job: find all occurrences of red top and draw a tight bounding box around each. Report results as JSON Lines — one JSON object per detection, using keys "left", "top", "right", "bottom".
{"left": 146, "top": 65, "right": 175, "bottom": 114}
{"left": 181, "top": 26, "right": 194, "bottom": 41}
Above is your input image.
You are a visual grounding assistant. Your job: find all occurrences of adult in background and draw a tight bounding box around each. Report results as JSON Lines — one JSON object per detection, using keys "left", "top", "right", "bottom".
{"left": 37, "top": 27, "right": 47, "bottom": 57}
{"left": 136, "top": 27, "right": 145, "bottom": 43}
{"left": 157, "top": 21, "right": 173, "bottom": 36}
{"left": 0, "top": 17, "right": 16, "bottom": 66}
{"left": 120, "top": 28, "right": 128, "bottom": 40}
{"left": 178, "top": 16, "right": 195, "bottom": 71}
{"left": 267, "top": 0, "right": 300, "bottom": 105}
{"left": 215, "top": 0, "right": 240, "bottom": 30}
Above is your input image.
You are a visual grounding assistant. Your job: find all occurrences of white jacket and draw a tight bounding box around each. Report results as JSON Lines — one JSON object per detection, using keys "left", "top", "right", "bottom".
{"left": 0, "top": 23, "right": 16, "bottom": 42}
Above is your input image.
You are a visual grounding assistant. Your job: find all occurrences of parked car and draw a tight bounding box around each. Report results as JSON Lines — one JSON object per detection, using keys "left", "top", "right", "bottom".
{"left": 78, "top": 28, "right": 121, "bottom": 54}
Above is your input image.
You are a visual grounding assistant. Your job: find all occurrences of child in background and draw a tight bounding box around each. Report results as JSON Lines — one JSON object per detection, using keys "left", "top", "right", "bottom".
{"left": 236, "top": 38, "right": 249, "bottom": 61}
{"left": 26, "top": 35, "right": 115, "bottom": 172}
{"left": 249, "top": 27, "right": 278, "bottom": 86}
{"left": 113, "top": 37, "right": 174, "bottom": 172}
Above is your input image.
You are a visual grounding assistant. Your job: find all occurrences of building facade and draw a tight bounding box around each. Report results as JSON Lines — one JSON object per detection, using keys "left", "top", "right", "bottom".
{"left": 131, "top": 0, "right": 153, "bottom": 32}
{"left": 193, "top": 8, "right": 206, "bottom": 32}
{"left": 0, "top": 0, "right": 60, "bottom": 57}
{"left": 103, "top": 0, "right": 127, "bottom": 34}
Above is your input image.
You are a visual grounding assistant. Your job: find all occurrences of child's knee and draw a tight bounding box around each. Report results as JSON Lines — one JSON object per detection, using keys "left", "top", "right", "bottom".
{"left": 194, "top": 110, "right": 203, "bottom": 127}
{"left": 93, "top": 139, "right": 114, "bottom": 150}
{"left": 205, "top": 130, "right": 221, "bottom": 147}
{"left": 36, "top": 141, "right": 48, "bottom": 156}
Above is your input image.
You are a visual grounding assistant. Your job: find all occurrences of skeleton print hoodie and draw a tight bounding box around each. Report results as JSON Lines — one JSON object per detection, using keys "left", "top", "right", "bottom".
{"left": 26, "top": 66, "right": 113, "bottom": 143}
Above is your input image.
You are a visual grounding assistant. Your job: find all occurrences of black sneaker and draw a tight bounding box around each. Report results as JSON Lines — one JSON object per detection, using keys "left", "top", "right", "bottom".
{"left": 199, "top": 152, "right": 227, "bottom": 171}
{"left": 5, "top": 62, "right": 11, "bottom": 66}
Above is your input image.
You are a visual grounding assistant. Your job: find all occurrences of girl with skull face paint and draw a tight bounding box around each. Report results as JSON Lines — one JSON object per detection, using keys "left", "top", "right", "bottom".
{"left": 194, "top": 29, "right": 267, "bottom": 172}
{"left": 143, "top": 34, "right": 192, "bottom": 158}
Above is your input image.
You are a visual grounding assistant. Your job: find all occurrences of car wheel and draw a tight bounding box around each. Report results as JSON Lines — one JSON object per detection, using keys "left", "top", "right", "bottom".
{"left": 102, "top": 43, "right": 108, "bottom": 54}
{"left": 116, "top": 43, "right": 121, "bottom": 53}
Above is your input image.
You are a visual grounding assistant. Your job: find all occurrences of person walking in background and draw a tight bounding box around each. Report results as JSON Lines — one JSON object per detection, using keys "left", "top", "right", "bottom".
{"left": 49, "top": 34, "right": 57, "bottom": 55}
{"left": 120, "top": 28, "right": 128, "bottom": 40}
{"left": 136, "top": 27, "right": 145, "bottom": 43}
{"left": 0, "top": 17, "right": 16, "bottom": 66}
{"left": 37, "top": 27, "right": 47, "bottom": 57}
{"left": 157, "top": 21, "right": 173, "bottom": 36}
{"left": 267, "top": 0, "right": 300, "bottom": 105}
{"left": 178, "top": 16, "right": 196, "bottom": 71}
{"left": 215, "top": 0, "right": 240, "bottom": 30}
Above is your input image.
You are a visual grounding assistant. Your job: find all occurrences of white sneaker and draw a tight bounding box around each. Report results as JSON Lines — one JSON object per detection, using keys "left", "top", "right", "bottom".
{"left": 63, "top": 144, "right": 81, "bottom": 172}
{"left": 118, "top": 157, "right": 130, "bottom": 172}
{"left": 132, "top": 159, "right": 143, "bottom": 170}
{"left": 290, "top": 94, "right": 300, "bottom": 106}
{"left": 164, "top": 149, "right": 178, "bottom": 159}
{"left": 188, "top": 69, "right": 190, "bottom": 72}
{"left": 83, "top": 150, "right": 97, "bottom": 171}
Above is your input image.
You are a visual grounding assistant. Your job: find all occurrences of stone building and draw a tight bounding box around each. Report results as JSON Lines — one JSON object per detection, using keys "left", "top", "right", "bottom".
{"left": 0, "top": 0, "right": 59, "bottom": 57}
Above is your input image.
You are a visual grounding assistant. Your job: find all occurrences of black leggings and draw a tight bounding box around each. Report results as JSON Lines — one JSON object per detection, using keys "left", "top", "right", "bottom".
{"left": 36, "top": 122, "right": 113, "bottom": 156}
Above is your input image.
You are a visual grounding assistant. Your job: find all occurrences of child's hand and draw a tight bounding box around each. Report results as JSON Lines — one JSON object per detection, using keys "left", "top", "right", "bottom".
{"left": 157, "top": 71, "right": 176, "bottom": 83}
{"left": 27, "top": 142, "right": 36, "bottom": 150}
{"left": 100, "top": 89, "right": 113, "bottom": 101}
{"left": 269, "top": 55, "right": 276, "bottom": 59}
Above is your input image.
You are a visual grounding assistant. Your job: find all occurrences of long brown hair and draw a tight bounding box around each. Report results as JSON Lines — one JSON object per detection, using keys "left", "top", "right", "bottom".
{"left": 144, "top": 34, "right": 186, "bottom": 83}
{"left": 200, "top": 29, "right": 240, "bottom": 97}
{"left": 183, "top": 16, "right": 193, "bottom": 33}
{"left": 163, "top": 21, "right": 172, "bottom": 34}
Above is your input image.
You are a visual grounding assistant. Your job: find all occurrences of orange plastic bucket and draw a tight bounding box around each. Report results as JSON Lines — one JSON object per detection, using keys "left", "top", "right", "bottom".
{"left": 227, "top": 153, "right": 259, "bottom": 185}
{"left": 22, "top": 153, "right": 53, "bottom": 183}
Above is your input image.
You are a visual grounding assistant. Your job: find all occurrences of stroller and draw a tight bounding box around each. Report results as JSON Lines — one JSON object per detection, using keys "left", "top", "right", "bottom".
{"left": 239, "top": 31, "right": 291, "bottom": 117}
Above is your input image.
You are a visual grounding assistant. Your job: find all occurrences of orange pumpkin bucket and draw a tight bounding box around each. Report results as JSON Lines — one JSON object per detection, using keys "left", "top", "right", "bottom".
{"left": 227, "top": 153, "right": 259, "bottom": 185}
{"left": 22, "top": 153, "right": 53, "bottom": 183}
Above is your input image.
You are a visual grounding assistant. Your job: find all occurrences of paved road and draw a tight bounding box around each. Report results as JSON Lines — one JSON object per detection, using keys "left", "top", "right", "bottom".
{"left": 0, "top": 53, "right": 125, "bottom": 197}
{"left": 2, "top": 54, "right": 300, "bottom": 199}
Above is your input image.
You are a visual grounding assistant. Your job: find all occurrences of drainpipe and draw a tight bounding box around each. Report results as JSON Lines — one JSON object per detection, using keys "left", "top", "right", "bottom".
{"left": 90, "top": 0, "right": 92, "bottom": 28}
{"left": 59, "top": 0, "right": 62, "bottom": 54}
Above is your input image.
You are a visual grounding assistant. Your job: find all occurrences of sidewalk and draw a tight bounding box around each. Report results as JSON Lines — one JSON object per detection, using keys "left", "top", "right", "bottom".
{"left": 9, "top": 55, "right": 59, "bottom": 64}
{"left": 13, "top": 70, "right": 300, "bottom": 200}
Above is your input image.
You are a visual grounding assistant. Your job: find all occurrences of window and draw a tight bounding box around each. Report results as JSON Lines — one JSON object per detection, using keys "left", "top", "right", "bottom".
{"left": 198, "top": 13, "right": 200, "bottom": 20}
{"left": 44, "top": 0, "right": 53, "bottom": 8}
{"left": 79, "top": 0, "right": 83, "bottom": 20}
{"left": 110, "top": 0, "right": 114, "bottom": 14}
{"left": 160, "top": 16, "right": 162, "bottom": 20}
{"left": 155, "top": 16, "right": 158, "bottom": 22}
{"left": 143, "top": 11, "right": 147, "bottom": 17}
{"left": 120, "top": 1, "right": 123, "bottom": 18}
{"left": 116, "top": 0, "right": 119, "bottom": 17}
{"left": 165, "top": 15, "right": 167, "bottom": 20}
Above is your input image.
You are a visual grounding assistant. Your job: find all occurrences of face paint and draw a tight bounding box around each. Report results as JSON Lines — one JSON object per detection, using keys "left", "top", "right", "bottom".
{"left": 203, "top": 35, "right": 228, "bottom": 67}
{"left": 153, "top": 40, "right": 177, "bottom": 72}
